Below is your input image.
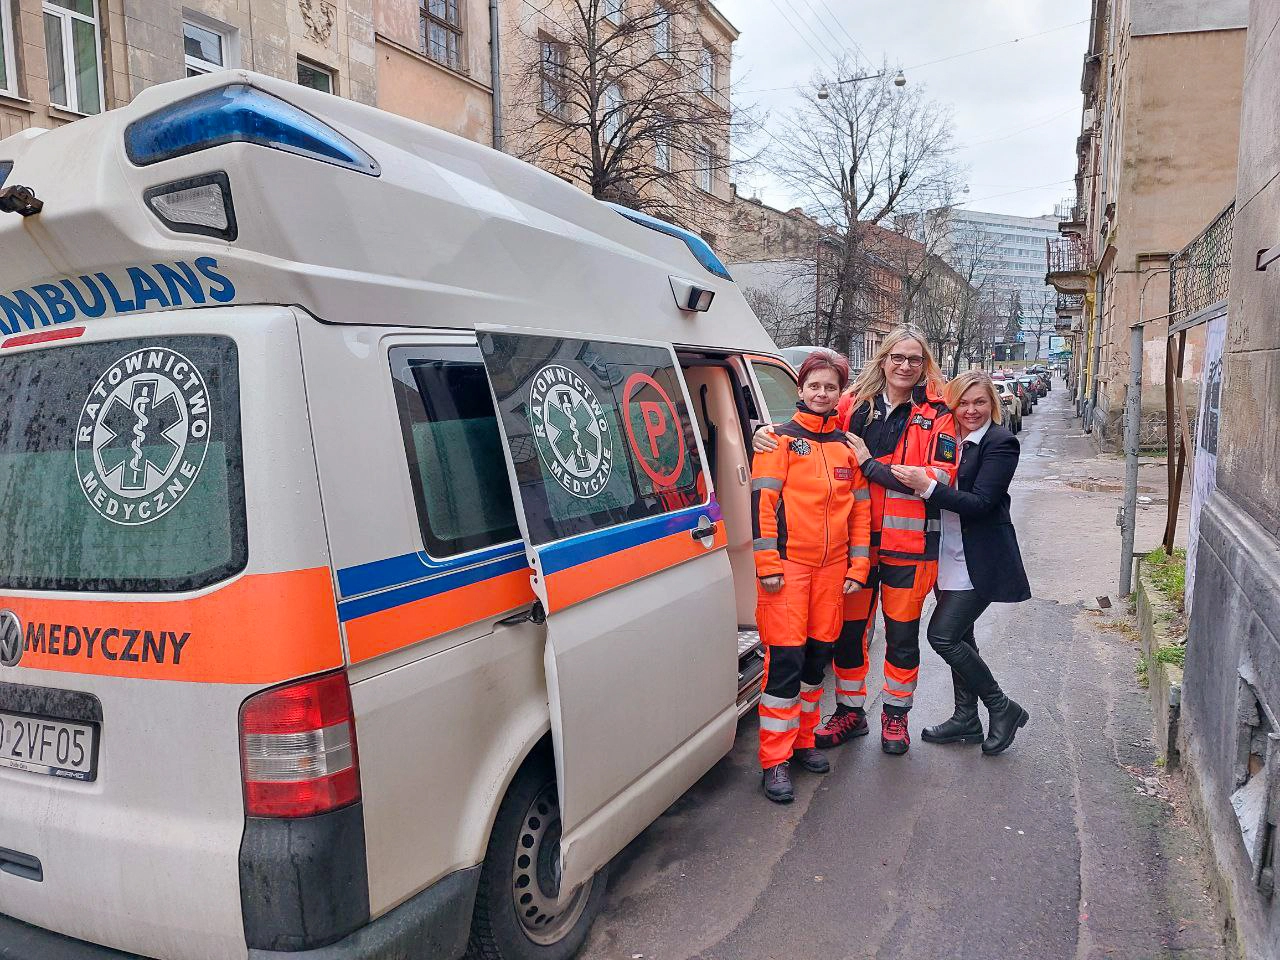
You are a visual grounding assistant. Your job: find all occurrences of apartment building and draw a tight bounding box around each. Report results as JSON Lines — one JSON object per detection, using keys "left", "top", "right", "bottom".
{"left": 1048, "top": 0, "right": 1247, "bottom": 448}
{"left": 0, "top": 0, "right": 376, "bottom": 139}
{"left": 948, "top": 207, "right": 1062, "bottom": 360}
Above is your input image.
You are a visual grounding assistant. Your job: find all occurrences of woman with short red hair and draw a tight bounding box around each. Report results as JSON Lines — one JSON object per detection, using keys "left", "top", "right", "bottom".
{"left": 751, "top": 349, "right": 872, "bottom": 803}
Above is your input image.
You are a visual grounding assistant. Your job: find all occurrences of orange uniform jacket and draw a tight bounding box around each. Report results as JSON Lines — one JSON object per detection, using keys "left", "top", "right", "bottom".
{"left": 751, "top": 407, "right": 873, "bottom": 585}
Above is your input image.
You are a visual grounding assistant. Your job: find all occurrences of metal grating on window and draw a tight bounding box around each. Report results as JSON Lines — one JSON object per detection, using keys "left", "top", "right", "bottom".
{"left": 1170, "top": 201, "right": 1234, "bottom": 321}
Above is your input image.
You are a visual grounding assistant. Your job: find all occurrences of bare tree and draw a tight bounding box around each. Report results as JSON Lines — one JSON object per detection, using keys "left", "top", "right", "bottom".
{"left": 742, "top": 283, "right": 811, "bottom": 347}
{"left": 505, "top": 0, "right": 751, "bottom": 227}
{"left": 768, "top": 57, "right": 960, "bottom": 355}
{"left": 1021, "top": 288, "right": 1056, "bottom": 361}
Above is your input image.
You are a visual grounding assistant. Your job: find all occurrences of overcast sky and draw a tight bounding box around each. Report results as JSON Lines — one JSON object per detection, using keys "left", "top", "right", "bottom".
{"left": 715, "top": 0, "right": 1091, "bottom": 219}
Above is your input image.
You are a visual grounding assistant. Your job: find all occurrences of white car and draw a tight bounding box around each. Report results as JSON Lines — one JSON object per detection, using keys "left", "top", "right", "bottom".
{"left": 994, "top": 381, "right": 1023, "bottom": 433}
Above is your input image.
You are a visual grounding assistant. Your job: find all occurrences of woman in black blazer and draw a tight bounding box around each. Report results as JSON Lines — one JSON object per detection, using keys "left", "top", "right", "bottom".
{"left": 890, "top": 371, "right": 1031, "bottom": 756}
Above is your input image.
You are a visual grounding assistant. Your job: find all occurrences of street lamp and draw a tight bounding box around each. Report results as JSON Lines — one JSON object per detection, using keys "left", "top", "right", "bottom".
{"left": 817, "top": 69, "right": 906, "bottom": 100}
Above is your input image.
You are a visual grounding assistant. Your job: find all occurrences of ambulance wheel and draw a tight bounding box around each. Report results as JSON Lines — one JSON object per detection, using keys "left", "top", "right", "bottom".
{"left": 468, "top": 757, "right": 607, "bottom": 960}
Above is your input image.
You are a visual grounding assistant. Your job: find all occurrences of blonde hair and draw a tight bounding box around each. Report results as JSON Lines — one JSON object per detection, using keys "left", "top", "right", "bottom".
{"left": 944, "top": 370, "right": 1003, "bottom": 426}
{"left": 846, "top": 326, "right": 944, "bottom": 414}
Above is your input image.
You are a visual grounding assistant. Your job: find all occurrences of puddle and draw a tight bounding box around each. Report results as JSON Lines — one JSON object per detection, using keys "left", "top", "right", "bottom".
{"left": 1062, "top": 479, "right": 1159, "bottom": 494}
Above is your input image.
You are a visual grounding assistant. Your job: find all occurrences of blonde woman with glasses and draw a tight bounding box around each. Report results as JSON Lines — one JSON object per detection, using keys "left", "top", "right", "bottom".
{"left": 755, "top": 327, "right": 959, "bottom": 755}
{"left": 890, "top": 370, "right": 1031, "bottom": 755}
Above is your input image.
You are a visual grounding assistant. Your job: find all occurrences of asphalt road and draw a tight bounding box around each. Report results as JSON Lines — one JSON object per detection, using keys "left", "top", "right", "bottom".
{"left": 581, "top": 383, "right": 1229, "bottom": 960}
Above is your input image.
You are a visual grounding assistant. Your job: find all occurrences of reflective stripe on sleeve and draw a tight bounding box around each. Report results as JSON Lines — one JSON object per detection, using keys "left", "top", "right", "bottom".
{"left": 849, "top": 545, "right": 870, "bottom": 558}
{"left": 751, "top": 477, "right": 784, "bottom": 492}
{"left": 886, "top": 489, "right": 918, "bottom": 500}
{"left": 882, "top": 516, "right": 927, "bottom": 531}
{"left": 853, "top": 488, "right": 871, "bottom": 500}
{"left": 754, "top": 537, "right": 778, "bottom": 551}
{"left": 759, "top": 715, "right": 801, "bottom": 733}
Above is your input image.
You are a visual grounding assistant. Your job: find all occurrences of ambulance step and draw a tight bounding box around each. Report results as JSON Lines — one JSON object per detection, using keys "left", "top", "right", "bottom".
{"left": 736, "top": 631, "right": 765, "bottom": 717}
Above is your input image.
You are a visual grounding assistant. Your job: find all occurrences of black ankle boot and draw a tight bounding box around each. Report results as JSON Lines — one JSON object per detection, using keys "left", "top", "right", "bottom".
{"left": 982, "top": 699, "right": 1029, "bottom": 755}
{"left": 792, "top": 748, "right": 830, "bottom": 773}
{"left": 922, "top": 674, "right": 983, "bottom": 745}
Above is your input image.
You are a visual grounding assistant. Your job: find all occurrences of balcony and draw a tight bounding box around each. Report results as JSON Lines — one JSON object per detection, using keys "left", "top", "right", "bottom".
{"left": 1170, "top": 201, "right": 1234, "bottom": 322}
{"left": 1045, "top": 236, "right": 1092, "bottom": 294}
{"left": 1055, "top": 292, "right": 1084, "bottom": 329}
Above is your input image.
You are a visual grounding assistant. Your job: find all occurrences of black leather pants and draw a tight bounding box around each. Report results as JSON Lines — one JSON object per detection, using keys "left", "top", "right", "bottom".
{"left": 926, "top": 589, "right": 1009, "bottom": 712}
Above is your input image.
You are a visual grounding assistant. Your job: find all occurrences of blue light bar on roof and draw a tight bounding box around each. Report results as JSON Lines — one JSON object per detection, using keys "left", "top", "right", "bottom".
{"left": 605, "top": 202, "right": 733, "bottom": 281}
{"left": 124, "top": 84, "right": 380, "bottom": 176}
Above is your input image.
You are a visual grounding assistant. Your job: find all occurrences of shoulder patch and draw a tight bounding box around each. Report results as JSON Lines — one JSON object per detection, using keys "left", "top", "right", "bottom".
{"left": 935, "top": 434, "right": 957, "bottom": 464}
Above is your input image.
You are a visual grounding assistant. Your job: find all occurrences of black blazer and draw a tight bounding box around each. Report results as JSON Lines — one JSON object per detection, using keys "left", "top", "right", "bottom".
{"left": 925, "top": 423, "right": 1031, "bottom": 603}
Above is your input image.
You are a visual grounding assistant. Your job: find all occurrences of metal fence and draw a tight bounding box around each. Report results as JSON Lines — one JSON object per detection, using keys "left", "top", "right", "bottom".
{"left": 1170, "top": 201, "right": 1234, "bottom": 319}
{"left": 1056, "top": 292, "right": 1085, "bottom": 313}
{"left": 1046, "top": 235, "right": 1091, "bottom": 275}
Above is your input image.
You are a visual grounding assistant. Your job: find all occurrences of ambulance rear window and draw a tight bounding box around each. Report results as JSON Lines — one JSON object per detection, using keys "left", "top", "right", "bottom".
{"left": 0, "top": 335, "right": 247, "bottom": 592}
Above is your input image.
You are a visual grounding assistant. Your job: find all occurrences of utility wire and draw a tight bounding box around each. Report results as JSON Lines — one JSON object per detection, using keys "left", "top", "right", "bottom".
{"left": 764, "top": 0, "right": 842, "bottom": 75}
{"left": 954, "top": 106, "right": 1077, "bottom": 150}
{"left": 739, "top": 18, "right": 1089, "bottom": 96}
{"left": 811, "top": 0, "right": 869, "bottom": 65}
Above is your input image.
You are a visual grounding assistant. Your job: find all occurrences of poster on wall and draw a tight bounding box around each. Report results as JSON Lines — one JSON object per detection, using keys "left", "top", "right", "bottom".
{"left": 1185, "top": 310, "right": 1227, "bottom": 618}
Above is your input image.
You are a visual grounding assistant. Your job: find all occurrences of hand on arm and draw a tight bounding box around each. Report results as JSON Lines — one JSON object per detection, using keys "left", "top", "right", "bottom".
{"left": 752, "top": 425, "right": 780, "bottom": 454}
{"left": 924, "top": 434, "right": 1020, "bottom": 518}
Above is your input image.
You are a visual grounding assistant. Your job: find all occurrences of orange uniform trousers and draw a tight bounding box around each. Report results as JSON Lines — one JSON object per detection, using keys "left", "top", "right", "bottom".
{"left": 757, "top": 558, "right": 846, "bottom": 768}
{"left": 832, "top": 557, "right": 937, "bottom": 714}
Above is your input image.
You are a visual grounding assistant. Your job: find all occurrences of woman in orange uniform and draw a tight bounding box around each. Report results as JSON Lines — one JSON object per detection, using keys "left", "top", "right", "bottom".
{"left": 751, "top": 350, "right": 872, "bottom": 804}
{"left": 756, "top": 328, "right": 957, "bottom": 756}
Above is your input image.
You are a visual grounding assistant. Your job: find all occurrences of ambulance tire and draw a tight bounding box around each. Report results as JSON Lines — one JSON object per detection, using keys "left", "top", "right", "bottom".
{"left": 467, "top": 755, "right": 607, "bottom": 960}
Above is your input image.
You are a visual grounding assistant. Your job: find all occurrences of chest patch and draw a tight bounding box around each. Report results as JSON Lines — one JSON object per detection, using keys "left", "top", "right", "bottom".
{"left": 910, "top": 413, "right": 934, "bottom": 430}
{"left": 935, "top": 434, "right": 958, "bottom": 464}
{"left": 833, "top": 466, "right": 855, "bottom": 480}
{"left": 790, "top": 438, "right": 812, "bottom": 456}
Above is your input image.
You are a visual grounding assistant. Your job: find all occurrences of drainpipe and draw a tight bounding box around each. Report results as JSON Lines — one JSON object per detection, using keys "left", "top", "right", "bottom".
{"left": 490, "top": 0, "right": 504, "bottom": 151}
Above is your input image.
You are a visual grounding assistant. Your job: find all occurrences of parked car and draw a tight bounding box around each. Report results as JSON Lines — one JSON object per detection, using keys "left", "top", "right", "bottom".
{"left": 1012, "top": 378, "right": 1033, "bottom": 414}
{"left": 1019, "top": 375, "right": 1043, "bottom": 404}
{"left": 994, "top": 381, "right": 1023, "bottom": 433}
{"left": 781, "top": 345, "right": 824, "bottom": 371}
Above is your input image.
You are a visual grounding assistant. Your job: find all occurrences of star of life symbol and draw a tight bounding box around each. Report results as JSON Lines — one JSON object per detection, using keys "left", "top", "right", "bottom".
{"left": 529, "top": 363, "right": 613, "bottom": 500}
{"left": 75, "top": 347, "right": 212, "bottom": 526}
{"left": 790, "top": 438, "right": 812, "bottom": 456}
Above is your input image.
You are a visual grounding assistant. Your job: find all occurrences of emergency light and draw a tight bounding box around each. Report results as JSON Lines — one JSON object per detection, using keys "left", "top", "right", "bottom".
{"left": 606, "top": 202, "right": 734, "bottom": 281}
{"left": 124, "top": 84, "right": 380, "bottom": 176}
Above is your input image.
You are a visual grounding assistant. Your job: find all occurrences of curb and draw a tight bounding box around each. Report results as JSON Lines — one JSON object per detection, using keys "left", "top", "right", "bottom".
{"left": 1135, "top": 558, "right": 1184, "bottom": 767}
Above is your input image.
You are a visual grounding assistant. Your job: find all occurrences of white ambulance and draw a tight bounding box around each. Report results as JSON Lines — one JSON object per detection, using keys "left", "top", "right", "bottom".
{"left": 0, "top": 71, "right": 801, "bottom": 960}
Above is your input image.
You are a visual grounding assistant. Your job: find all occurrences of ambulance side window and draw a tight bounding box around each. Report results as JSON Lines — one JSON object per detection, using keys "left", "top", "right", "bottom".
{"left": 752, "top": 361, "right": 798, "bottom": 422}
{"left": 481, "top": 333, "right": 707, "bottom": 547}
{"left": 390, "top": 346, "right": 520, "bottom": 557}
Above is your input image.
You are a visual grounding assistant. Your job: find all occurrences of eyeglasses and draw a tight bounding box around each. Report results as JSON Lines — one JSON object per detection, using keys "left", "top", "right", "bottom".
{"left": 887, "top": 353, "right": 925, "bottom": 369}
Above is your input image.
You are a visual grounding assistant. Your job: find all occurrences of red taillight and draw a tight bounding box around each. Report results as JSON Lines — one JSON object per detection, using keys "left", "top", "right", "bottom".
{"left": 239, "top": 671, "right": 361, "bottom": 818}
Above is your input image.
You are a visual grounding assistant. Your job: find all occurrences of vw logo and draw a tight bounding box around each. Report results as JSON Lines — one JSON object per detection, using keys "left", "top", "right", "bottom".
{"left": 0, "top": 610, "right": 22, "bottom": 668}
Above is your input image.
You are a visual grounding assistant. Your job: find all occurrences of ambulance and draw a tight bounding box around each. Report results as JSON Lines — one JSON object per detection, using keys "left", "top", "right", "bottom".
{"left": 0, "top": 71, "right": 801, "bottom": 960}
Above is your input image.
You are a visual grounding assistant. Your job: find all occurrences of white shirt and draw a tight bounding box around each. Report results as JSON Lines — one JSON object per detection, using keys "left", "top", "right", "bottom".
{"left": 926, "top": 420, "right": 991, "bottom": 592}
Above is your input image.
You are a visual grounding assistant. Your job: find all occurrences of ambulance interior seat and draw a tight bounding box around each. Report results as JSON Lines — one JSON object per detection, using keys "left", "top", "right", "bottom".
{"left": 678, "top": 359, "right": 757, "bottom": 629}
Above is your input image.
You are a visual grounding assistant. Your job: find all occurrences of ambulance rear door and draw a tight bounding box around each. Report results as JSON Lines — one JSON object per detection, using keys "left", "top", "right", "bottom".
{"left": 476, "top": 327, "right": 738, "bottom": 894}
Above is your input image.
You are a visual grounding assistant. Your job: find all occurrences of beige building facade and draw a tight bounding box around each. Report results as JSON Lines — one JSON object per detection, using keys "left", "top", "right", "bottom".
{"left": 1050, "top": 0, "right": 1247, "bottom": 447}
{"left": 0, "top": 0, "right": 375, "bottom": 141}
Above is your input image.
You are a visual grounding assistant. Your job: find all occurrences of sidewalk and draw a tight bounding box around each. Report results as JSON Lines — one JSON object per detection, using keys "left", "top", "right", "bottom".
{"left": 580, "top": 387, "right": 1229, "bottom": 960}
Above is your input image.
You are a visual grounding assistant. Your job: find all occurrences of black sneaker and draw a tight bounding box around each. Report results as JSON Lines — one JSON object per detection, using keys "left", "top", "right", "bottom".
{"left": 761, "top": 761, "right": 794, "bottom": 803}
{"left": 793, "top": 748, "right": 830, "bottom": 774}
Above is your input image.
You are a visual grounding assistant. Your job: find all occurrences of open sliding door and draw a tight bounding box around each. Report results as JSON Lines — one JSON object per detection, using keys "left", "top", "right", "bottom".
{"left": 477, "top": 326, "right": 738, "bottom": 893}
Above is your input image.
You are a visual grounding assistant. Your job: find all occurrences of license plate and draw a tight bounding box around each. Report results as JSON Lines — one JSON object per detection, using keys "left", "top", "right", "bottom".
{"left": 0, "top": 710, "right": 97, "bottom": 781}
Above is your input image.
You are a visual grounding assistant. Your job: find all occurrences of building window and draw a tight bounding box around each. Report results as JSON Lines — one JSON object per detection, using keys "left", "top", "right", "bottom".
{"left": 602, "top": 0, "right": 623, "bottom": 24}
{"left": 43, "top": 0, "right": 103, "bottom": 115}
{"left": 540, "top": 39, "right": 568, "bottom": 118}
{"left": 602, "top": 82, "right": 623, "bottom": 142}
{"left": 297, "top": 58, "right": 334, "bottom": 93}
{"left": 698, "top": 46, "right": 714, "bottom": 95}
{"left": 420, "top": 0, "right": 461, "bottom": 71}
{"left": 654, "top": 135, "right": 670, "bottom": 172}
{"left": 654, "top": 3, "right": 670, "bottom": 57}
{"left": 697, "top": 141, "right": 713, "bottom": 193}
{"left": 183, "top": 16, "right": 235, "bottom": 77}
{"left": 0, "top": 0, "right": 17, "bottom": 95}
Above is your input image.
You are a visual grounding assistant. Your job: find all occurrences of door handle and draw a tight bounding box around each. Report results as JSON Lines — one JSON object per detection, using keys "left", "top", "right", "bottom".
{"left": 0, "top": 847, "right": 42, "bottom": 882}
{"left": 691, "top": 520, "right": 718, "bottom": 542}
